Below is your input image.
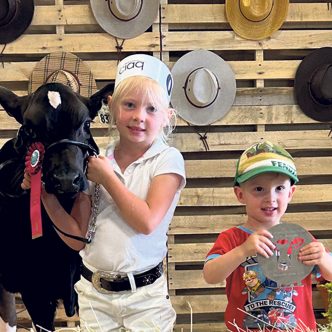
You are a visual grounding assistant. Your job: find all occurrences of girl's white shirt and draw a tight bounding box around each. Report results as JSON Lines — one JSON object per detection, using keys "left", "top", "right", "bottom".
{"left": 80, "top": 138, "right": 186, "bottom": 274}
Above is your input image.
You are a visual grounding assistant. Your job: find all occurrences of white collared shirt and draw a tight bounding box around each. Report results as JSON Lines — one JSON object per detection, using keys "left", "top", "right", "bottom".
{"left": 81, "top": 138, "right": 186, "bottom": 274}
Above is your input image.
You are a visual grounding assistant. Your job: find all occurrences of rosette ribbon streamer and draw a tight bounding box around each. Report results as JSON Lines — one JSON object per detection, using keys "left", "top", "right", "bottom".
{"left": 25, "top": 142, "right": 45, "bottom": 239}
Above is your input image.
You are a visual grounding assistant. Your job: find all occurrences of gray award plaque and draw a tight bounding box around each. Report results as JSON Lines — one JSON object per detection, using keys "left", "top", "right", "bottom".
{"left": 257, "top": 223, "right": 314, "bottom": 286}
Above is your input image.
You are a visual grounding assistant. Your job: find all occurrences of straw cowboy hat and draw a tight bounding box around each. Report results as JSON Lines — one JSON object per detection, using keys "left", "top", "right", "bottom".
{"left": 171, "top": 50, "right": 236, "bottom": 126}
{"left": 0, "top": 0, "right": 34, "bottom": 44}
{"left": 29, "top": 52, "right": 97, "bottom": 98}
{"left": 294, "top": 47, "right": 332, "bottom": 122}
{"left": 90, "top": 0, "right": 160, "bottom": 40}
{"left": 225, "top": 0, "right": 289, "bottom": 40}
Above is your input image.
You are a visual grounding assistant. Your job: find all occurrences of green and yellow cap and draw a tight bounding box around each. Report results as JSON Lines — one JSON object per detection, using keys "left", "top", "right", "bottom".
{"left": 234, "top": 141, "right": 298, "bottom": 185}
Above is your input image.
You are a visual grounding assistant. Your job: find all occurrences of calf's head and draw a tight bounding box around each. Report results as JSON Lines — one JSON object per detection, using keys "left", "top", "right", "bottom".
{"left": 0, "top": 82, "right": 113, "bottom": 195}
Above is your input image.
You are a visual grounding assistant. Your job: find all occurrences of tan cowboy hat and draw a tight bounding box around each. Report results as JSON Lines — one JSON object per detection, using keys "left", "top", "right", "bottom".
{"left": 90, "top": 0, "right": 160, "bottom": 40}
{"left": 171, "top": 50, "right": 236, "bottom": 126}
{"left": 28, "top": 52, "right": 97, "bottom": 97}
{"left": 225, "top": 0, "right": 289, "bottom": 40}
{"left": 294, "top": 47, "right": 332, "bottom": 122}
{"left": 0, "top": 0, "right": 34, "bottom": 44}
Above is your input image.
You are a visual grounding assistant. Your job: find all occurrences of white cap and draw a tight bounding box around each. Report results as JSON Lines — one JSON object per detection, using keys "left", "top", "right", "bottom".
{"left": 115, "top": 54, "right": 173, "bottom": 101}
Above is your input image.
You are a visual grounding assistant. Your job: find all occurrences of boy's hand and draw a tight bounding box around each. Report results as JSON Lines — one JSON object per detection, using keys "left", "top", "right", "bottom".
{"left": 298, "top": 241, "right": 326, "bottom": 266}
{"left": 21, "top": 172, "right": 31, "bottom": 190}
{"left": 241, "top": 229, "right": 275, "bottom": 258}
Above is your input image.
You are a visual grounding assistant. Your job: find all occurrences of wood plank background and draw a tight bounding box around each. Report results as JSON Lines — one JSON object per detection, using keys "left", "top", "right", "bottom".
{"left": 1, "top": 0, "right": 332, "bottom": 330}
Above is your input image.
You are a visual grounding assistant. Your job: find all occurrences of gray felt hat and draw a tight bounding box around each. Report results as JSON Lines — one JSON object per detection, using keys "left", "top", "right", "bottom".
{"left": 90, "top": 0, "right": 160, "bottom": 40}
{"left": 171, "top": 50, "right": 236, "bottom": 126}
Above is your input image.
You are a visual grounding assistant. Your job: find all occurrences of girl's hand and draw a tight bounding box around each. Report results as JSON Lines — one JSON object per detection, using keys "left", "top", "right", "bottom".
{"left": 241, "top": 229, "right": 275, "bottom": 258}
{"left": 298, "top": 241, "right": 326, "bottom": 266}
{"left": 21, "top": 171, "right": 31, "bottom": 190}
{"left": 86, "top": 155, "right": 113, "bottom": 185}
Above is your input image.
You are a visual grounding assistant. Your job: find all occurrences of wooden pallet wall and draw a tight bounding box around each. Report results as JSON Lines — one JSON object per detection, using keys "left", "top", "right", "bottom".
{"left": 1, "top": 0, "right": 332, "bottom": 330}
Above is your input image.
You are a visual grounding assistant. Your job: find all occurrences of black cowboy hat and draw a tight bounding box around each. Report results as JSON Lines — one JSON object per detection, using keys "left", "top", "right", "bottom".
{"left": 294, "top": 47, "right": 332, "bottom": 122}
{"left": 0, "top": 0, "right": 35, "bottom": 44}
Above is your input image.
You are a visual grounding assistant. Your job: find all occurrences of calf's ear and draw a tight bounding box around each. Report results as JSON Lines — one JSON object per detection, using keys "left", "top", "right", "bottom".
{"left": 87, "top": 83, "right": 114, "bottom": 119}
{"left": 0, "top": 86, "right": 30, "bottom": 124}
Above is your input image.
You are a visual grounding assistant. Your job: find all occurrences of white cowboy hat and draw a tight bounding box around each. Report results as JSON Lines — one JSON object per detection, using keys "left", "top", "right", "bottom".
{"left": 171, "top": 50, "right": 236, "bottom": 126}
{"left": 90, "top": 0, "right": 160, "bottom": 40}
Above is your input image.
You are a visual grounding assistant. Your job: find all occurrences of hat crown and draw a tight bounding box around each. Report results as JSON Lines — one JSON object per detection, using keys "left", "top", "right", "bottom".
{"left": 240, "top": 0, "right": 273, "bottom": 22}
{"left": 46, "top": 69, "right": 80, "bottom": 94}
{"left": 310, "top": 64, "right": 332, "bottom": 106}
{"left": 0, "top": 0, "right": 16, "bottom": 26}
{"left": 185, "top": 68, "right": 220, "bottom": 108}
{"left": 235, "top": 141, "right": 298, "bottom": 185}
{"left": 109, "top": 0, "right": 142, "bottom": 21}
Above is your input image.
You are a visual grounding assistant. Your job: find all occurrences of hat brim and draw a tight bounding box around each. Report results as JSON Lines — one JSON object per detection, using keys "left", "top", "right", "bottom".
{"left": 236, "top": 166, "right": 299, "bottom": 185}
{"left": 294, "top": 47, "right": 332, "bottom": 122}
{"left": 90, "top": 0, "right": 159, "bottom": 40}
{"left": 29, "top": 52, "right": 97, "bottom": 98}
{"left": 0, "top": 0, "right": 34, "bottom": 44}
{"left": 225, "top": 0, "right": 289, "bottom": 40}
{"left": 171, "top": 50, "right": 236, "bottom": 126}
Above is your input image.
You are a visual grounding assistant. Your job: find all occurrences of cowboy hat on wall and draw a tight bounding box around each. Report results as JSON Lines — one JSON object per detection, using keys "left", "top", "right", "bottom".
{"left": 225, "top": 0, "right": 289, "bottom": 41}
{"left": 0, "top": 0, "right": 35, "bottom": 44}
{"left": 29, "top": 52, "right": 97, "bottom": 98}
{"left": 171, "top": 50, "right": 236, "bottom": 126}
{"left": 294, "top": 47, "right": 332, "bottom": 122}
{"left": 90, "top": 0, "right": 160, "bottom": 40}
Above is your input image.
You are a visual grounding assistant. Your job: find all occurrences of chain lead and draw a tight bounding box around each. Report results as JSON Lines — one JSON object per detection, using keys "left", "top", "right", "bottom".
{"left": 86, "top": 183, "right": 100, "bottom": 243}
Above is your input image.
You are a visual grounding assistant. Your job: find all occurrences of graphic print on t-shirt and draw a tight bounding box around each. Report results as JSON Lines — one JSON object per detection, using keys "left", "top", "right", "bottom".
{"left": 241, "top": 257, "right": 298, "bottom": 329}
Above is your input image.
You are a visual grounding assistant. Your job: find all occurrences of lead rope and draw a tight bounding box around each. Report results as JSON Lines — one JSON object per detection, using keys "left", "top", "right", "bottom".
{"left": 86, "top": 183, "right": 100, "bottom": 243}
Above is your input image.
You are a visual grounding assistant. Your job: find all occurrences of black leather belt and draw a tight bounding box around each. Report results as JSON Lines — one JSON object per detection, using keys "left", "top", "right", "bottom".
{"left": 81, "top": 262, "right": 163, "bottom": 293}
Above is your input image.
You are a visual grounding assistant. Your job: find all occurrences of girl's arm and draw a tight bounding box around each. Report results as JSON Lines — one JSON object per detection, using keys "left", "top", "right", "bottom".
{"left": 87, "top": 155, "right": 182, "bottom": 234}
{"left": 41, "top": 190, "right": 92, "bottom": 251}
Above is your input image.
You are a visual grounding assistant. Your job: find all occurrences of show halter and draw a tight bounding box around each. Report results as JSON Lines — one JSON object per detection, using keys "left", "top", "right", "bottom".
{"left": 17, "top": 125, "right": 99, "bottom": 241}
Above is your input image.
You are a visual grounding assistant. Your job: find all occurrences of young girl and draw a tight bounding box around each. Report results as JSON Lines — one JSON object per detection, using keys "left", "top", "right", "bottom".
{"left": 32, "top": 54, "right": 186, "bottom": 331}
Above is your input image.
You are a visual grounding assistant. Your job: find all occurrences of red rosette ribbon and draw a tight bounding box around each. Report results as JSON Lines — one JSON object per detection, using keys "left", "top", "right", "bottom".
{"left": 25, "top": 142, "right": 45, "bottom": 239}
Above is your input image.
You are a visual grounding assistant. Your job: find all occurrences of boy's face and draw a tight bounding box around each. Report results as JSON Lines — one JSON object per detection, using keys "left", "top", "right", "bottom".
{"left": 234, "top": 172, "right": 296, "bottom": 229}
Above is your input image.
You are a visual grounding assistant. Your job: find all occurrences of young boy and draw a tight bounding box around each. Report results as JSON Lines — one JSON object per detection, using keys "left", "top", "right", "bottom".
{"left": 203, "top": 141, "right": 332, "bottom": 331}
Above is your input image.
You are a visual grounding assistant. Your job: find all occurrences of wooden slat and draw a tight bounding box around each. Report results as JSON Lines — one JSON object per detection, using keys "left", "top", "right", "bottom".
{"left": 179, "top": 184, "right": 332, "bottom": 207}
{"left": 28, "top": 4, "right": 332, "bottom": 27}
{"left": 2, "top": 130, "right": 331, "bottom": 153}
{"left": 184, "top": 157, "right": 332, "bottom": 179}
{"left": 164, "top": 30, "right": 332, "bottom": 51}
{"left": 0, "top": 87, "right": 303, "bottom": 108}
{"left": 0, "top": 103, "right": 321, "bottom": 129}
{"left": 169, "top": 131, "right": 332, "bottom": 153}
{"left": 163, "top": 3, "right": 332, "bottom": 24}
{"left": 2, "top": 33, "right": 160, "bottom": 54}
{"left": 170, "top": 212, "right": 332, "bottom": 235}
{"left": 0, "top": 60, "right": 303, "bottom": 82}
{"left": 3, "top": 30, "right": 332, "bottom": 54}
{"left": 168, "top": 239, "right": 332, "bottom": 264}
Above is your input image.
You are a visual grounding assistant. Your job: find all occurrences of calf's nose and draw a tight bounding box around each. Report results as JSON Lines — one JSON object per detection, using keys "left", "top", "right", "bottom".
{"left": 51, "top": 171, "right": 82, "bottom": 193}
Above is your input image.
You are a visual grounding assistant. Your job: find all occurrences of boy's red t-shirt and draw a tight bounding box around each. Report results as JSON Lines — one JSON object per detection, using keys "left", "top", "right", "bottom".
{"left": 205, "top": 226, "right": 317, "bottom": 331}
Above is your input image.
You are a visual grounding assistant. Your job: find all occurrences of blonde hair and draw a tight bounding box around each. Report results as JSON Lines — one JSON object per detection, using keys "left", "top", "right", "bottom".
{"left": 109, "top": 76, "right": 176, "bottom": 143}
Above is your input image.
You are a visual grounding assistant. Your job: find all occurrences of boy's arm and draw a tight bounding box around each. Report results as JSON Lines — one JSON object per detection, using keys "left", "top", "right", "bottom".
{"left": 203, "top": 246, "right": 247, "bottom": 284}
{"left": 203, "top": 229, "right": 275, "bottom": 284}
{"left": 299, "top": 241, "right": 332, "bottom": 281}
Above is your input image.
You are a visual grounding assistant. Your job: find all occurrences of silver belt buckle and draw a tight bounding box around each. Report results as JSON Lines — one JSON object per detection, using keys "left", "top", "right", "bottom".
{"left": 91, "top": 270, "right": 119, "bottom": 294}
